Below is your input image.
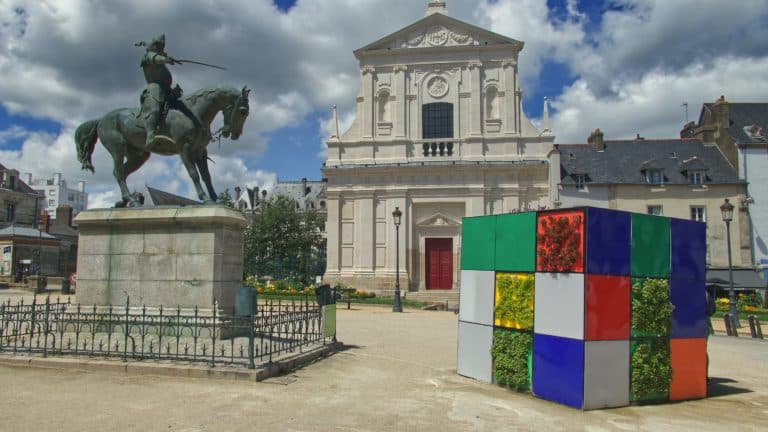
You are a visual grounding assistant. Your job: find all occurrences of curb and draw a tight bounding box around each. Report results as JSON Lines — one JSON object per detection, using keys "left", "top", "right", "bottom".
{"left": 0, "top": 342, "right": 342, "bottom": 381}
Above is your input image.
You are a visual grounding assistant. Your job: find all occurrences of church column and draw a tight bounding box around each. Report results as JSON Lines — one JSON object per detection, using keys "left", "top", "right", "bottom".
{"left": 502, "top": 60, "right": 517, "bottom": 134}
{"left": 361, "top": 66, "right": 376, "bottom": 139}
{"left": 394, "top": 65, "right": 407, "bottom": 138}
{"left": 354, "top": 194, "right": 375, "bottom": 272}
{"left": 468, "top": 62, "right": 482, "bottom": 136}
{"left": 325, "top": 194, "right": 341, "bottom": 275}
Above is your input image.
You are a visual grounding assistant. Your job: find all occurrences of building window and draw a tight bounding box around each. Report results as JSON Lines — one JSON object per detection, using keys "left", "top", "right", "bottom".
{"left": 422, "top": 102, "right": 453, "bottom": 139}
{"left": 5, "top": 203, "right": 15, "bottom": 222}
{"left": 689, "top": 171, "right": 704, "bottom": 185}
{"left": 645, "top": 169, "right": 664, "bottom": 185}
{"left": 647, "top": 205, "right": 663, "bottom": 216}
{"left": 48, "top": 190, "right": 56, "bottom": 196}
{"left": 573, "top": 174, "right": 586, "bottom": 190}
{"left": 690, "top": 206, "right": 706, "bottom": 223}
{"left": 48, "top": 199, "right": 56, "bottom": 207}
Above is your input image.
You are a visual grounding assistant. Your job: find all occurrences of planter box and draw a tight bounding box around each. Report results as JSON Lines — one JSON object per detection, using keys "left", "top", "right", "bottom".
{"left": 456, "top": 207, "right": 707, "bottom": 410}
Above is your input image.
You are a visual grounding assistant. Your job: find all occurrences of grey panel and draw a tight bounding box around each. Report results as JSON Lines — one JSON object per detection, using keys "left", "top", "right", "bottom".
{"left": 459, "top": 270, "right": 495, "bottom": 326}
{"left": 534, "top": 273, "right": 585, "bottom": 340}
{"left": 583, "top": 340, "right": 630, "bottom": 409}
{"left": 456, "top": 321, "right": 493, "bottom": 383}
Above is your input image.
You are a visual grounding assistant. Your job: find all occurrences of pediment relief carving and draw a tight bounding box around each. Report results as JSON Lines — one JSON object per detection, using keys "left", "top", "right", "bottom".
{"left": 416, "top": 212, "right": 461, "bottom": 227}
{"left": 399, "top": 25, "right": 479, "bottom": 48}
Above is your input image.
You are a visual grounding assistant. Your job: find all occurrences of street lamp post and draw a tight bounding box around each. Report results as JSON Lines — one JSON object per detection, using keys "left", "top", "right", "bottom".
{"left": 720, "top": 198, "right": 740, "bottom": 329}
{"left": 392, "top": 207, "right": 403, "bottom": 313}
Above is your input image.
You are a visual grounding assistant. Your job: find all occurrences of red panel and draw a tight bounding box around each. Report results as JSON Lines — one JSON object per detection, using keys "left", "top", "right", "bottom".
{"left": 670, "top": 338, "right": 707, "bottom": 400}
{"left": 427, "top": 238, "right": 453, "bottom": 290}
{"left": 536, "top": 210, "right": 585, "bottom": 273}
{"left": 585, "top": 275, "right": 630, "bottom": 340}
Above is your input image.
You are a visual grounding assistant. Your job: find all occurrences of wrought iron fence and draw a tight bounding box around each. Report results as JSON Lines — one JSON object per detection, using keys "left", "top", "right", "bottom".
{"left": 0, "top": 296, "right": 325, "bottom": 369}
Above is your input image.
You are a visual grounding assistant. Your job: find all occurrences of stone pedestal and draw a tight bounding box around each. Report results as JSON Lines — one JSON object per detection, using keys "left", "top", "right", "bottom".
{"left": 74, "top": 206, "right": 248, "bottom": 313}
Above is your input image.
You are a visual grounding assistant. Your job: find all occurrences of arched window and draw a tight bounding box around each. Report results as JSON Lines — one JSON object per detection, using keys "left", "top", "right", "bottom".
{"left": 486, "top": 87, "right": 499, "bottom": 119}
{"left": 422, "top": 102, "right": 453, "bottom": 138}
{"left": 378, "top": 90, "right": 391, "bottom": 123}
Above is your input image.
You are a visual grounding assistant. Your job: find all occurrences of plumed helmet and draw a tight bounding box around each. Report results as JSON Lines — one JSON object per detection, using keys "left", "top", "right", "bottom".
{"left": 149, "top": 34, "right": 166, "bottom": 50}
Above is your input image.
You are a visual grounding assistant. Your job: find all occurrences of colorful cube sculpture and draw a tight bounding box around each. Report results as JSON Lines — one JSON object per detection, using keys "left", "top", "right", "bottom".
{"left": 456, "top": 207, "right": 707, "bottom": 409}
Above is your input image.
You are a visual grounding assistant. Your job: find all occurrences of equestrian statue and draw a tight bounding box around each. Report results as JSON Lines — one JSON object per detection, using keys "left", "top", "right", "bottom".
{"left": 74, "top": 34, "right": 250, "bottom": 207}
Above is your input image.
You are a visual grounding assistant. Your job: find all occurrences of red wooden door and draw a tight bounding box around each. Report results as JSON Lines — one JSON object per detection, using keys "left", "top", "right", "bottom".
{"left": 426, "top": 238, "right": 453, "bottom": 290}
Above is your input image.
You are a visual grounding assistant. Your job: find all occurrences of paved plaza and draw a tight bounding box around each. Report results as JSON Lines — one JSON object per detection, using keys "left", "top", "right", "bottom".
{"left": 0, "top": 294, "right": 767, "bottom": 431}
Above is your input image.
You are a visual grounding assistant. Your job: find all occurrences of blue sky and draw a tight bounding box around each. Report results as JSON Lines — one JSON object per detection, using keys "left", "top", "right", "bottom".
{"left": 1, "top": 0, "right": 767, "bottom": 207}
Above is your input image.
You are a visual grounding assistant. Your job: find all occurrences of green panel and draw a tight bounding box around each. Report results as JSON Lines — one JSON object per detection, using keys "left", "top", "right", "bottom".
{"left": 495, "top": 212, "right": 537, "bottom": 272}
{"left": 630, "top": 338, "right": 671, "bottom": 402}
{"left": 323, "top": 304, "right": 336, "bottom": 338}
{"left": 631, "top": 214, "right": 670, "bottom": 278}
{"left": 461, "top": 216, "right": 497, "bottom": 270}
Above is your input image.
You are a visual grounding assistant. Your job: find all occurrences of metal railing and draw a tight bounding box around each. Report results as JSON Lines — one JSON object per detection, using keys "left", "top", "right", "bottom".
{"left": 0, "top": 296, "right": 325, "bottom": 369}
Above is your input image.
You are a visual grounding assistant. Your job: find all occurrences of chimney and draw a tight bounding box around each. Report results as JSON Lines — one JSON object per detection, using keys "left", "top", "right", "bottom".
{"left": 55, "top": 205, "right": 73, "bottom": 227}
{"left": 54, "top": 172, "right": 62, "bottom": 185}
{"left": 587, "top": 128, "right": 605, "bottom": 151}
{"left": 636, "top": 133, "right": 644, "bottom": 140}
{"left": 78, "top": 180, "right": 85, "bottom": 192}
{"left": 39, "top": 210, "right": 51, "bottom": 233}
{"left": 24, "top": 173, "right": 32, "bottom": 184}
{"left": 234, "top": 186, "right": 241, "bottom": 199}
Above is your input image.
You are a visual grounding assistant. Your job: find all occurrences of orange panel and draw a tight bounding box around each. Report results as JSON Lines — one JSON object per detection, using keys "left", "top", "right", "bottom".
{"left": 670, "top": 338, "right": 707, "bottom": 400}
{"left": 536, "top": 210, "right": 585, "bottom": 273}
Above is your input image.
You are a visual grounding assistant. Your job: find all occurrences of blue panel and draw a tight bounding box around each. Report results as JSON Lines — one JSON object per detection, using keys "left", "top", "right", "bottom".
{"left": 670, "top": 219, "right": 706, "bottom": 281}
{"left": 586, "top": 208, "right": 631, "bottom": 276}
{"left": 532, "top": 334, "right": 584, "bottom": 408}
{"left": 670, "top": 277, "right": 707, "bottom": 338}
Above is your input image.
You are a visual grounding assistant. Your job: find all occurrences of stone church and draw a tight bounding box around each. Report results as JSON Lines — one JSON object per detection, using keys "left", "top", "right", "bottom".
{"left": 322, "top": 2, "right": 557, "bottom": 295}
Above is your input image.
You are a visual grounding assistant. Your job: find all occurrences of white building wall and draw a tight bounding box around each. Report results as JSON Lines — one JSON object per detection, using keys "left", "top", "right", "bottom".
{"left": 741, "top": 146, "right": 768, "bottom": 275}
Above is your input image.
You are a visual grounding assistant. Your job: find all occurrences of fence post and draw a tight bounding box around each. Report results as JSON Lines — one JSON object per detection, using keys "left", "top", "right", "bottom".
{"left": 124, "top": 296, "right": 130, "bottom": 362}
{"left": 211, "top": 300, "right": 217, "bottom": 368}
{"left": 29, "top": 296, "right": 36, "bottom": 353}
{"left": 43, "top": 296, "right": 50, "bottom": 358}
{"left": 248, "top": 315, "right": 255, "bottom": 370}
{"left": 748, "top": 315, "right": 764, "bottom": 339}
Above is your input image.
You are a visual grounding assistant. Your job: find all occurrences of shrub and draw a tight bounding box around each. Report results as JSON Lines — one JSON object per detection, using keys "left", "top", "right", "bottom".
{"left": 631, "top": 338, "right": 671, "bottom": 401}
{"left": 494, "top": 273, "right": 534, "bottom": 330}
{"left": 537, "top": 214, "right": 582, "bottom": 272}
{"left": 631, "top": 278, "right": 672, "bottom": 337}
{"left": 491, "top": 329, "right": 532, "bottom": 390}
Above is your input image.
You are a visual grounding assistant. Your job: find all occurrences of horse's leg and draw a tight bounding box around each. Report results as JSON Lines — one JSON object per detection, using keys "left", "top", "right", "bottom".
{"left": 125, "top": 149, "right": 151, "bottom": 176}
{"left": 180, "top": 142, "right": 209, "bottom": 202}
{"left": 195, "top": 152, "right": 217, "bottom": 203}
{"left": 98, "top": 122, "right": 136, "bottom": 207}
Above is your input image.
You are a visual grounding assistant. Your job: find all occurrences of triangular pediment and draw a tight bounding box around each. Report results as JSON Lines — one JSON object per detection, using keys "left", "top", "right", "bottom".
{"left": 355, "top": 13, "right": 523, "bottom": 57}
{"left": 416, "top": 212, "right": 462, "bottom": 227}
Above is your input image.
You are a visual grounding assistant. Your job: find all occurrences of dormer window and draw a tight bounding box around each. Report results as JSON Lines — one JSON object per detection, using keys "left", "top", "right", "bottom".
{"left": 645, "top": 169, "right": 664, "bottom": 185}
{"left": 573, "top": 174, "right": 586, "bottom": 190}
{"left": 689, "top": 170, "right": 705, "bottom": 185}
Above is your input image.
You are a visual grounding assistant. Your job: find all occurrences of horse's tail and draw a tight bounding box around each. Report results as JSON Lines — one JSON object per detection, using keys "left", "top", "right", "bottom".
{"left": 75, "top": 119, "right": 99, "bottom": 173}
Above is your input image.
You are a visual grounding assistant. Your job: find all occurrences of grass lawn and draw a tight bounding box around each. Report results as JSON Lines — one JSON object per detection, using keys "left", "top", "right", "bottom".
{"left": 713, "top": 309, "right": 768, "bottom": 322}
{"left": 258, "top": 293, "right": 426, "bottom": 309}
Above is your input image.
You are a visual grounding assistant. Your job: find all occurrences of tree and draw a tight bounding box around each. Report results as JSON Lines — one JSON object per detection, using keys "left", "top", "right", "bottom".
{"left": 243, "top": 195, "right": 325, "bottom": 284}
{"left": 217, "top": 189, "right": 236, "bottom": 208}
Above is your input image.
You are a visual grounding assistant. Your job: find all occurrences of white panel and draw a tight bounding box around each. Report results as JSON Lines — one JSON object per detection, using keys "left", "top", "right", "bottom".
{"left": 583, "top": 341, "right": 630, "bottom": 410}
{"left": 534, "top": 273, "right": 585, "bottom": 340}
{"left": 459, "top": 270, "right": 495, "bottom": 326}
{"left": 457, "top": 321, "right": 493, "bottom": 383}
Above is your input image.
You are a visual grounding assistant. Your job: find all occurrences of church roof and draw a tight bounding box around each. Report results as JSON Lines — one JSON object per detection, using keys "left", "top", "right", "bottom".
{"left": 559, "top": 139, "right": 742, "bottom": 186}
{"left": 354, "top": 9, "right": 523, "bottom": 58}
{"left": 144, "top": 186, "right": 201, "bottom": 207}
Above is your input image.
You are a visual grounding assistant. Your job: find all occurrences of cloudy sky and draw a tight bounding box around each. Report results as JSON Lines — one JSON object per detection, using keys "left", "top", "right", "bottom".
{"left": 1, "top": 0, "right": 767, "bottom": 208}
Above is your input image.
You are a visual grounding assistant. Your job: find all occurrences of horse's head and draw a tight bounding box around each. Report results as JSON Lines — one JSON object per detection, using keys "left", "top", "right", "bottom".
{"left": 222, "top": 86, "right": 250, "bottom": 140}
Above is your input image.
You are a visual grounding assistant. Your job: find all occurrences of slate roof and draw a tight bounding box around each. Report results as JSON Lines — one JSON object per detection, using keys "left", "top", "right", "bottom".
{"left": 0, "top": 226, "right": 57, "bottom": 239}
{"left": 559, "top": 138, "right": 743, "bottom": 186}
{"left": 703, "top": 102, "right": 768, "bottom": 144}
{"left": 0, "top": 162, "right": 40, "bottom": 195}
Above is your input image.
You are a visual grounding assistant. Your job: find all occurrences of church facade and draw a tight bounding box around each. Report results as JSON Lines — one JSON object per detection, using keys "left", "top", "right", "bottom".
{"left": 322, "top": 2, "right": 557, "bottom": 293}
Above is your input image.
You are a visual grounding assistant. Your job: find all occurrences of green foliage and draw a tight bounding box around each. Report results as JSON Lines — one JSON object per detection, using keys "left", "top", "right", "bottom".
{"left": 244, "top": 195, "right": 326, "bottom": 284}
{"left": 491, "top": 329, "right": 532, "bottom": 390}
{"left": 494, "top": 273, "right": 534, "bottom": 330}
{"left": 537, "top": 215, "right": 582, "bottom": 272}
{"left": 738, "top": 293, "right": 764, "bottom": 309}
{"left": 216, "top": 189, "right": 236, "bottom": 208}
{"left": 631, "top": 278, "right": 672, "bottom": 337}
{"left": 631, "top": 338, "right": 671, "bottom": 401}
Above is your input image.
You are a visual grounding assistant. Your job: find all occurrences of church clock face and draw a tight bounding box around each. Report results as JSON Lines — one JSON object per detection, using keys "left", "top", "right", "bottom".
{"left": 427, "top": 75, "right": 449, "bottom": 98}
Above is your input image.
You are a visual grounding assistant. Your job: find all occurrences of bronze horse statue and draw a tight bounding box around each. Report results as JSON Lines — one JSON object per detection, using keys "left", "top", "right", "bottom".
{"left": 75, "top": 85, "right": 250, "bottom": 207}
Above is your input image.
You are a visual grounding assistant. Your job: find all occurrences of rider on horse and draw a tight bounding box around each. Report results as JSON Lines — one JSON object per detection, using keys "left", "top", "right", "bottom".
{"left": 140, "top": 34, "right": 205, "bottom": 148}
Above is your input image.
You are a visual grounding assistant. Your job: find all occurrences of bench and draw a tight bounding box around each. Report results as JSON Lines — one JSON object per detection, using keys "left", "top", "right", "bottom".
{"left": 333, "top": 287, "right": 356, "bottom": 309}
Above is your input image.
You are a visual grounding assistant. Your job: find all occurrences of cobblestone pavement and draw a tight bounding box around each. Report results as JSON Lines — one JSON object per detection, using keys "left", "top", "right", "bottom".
{"left": 0, "top": 295, "right": 767, "bottom": 431}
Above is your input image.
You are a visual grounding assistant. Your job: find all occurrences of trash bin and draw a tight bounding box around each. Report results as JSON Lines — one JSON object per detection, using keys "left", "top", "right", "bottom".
{"left": 235, "top": 286, "right": 257, "bottom": 316}
{"left": 315, "top": 284, "right": 334, "bottom": 306}
{"left": 61, "top": 278, "right": 71, "bottom": 295}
